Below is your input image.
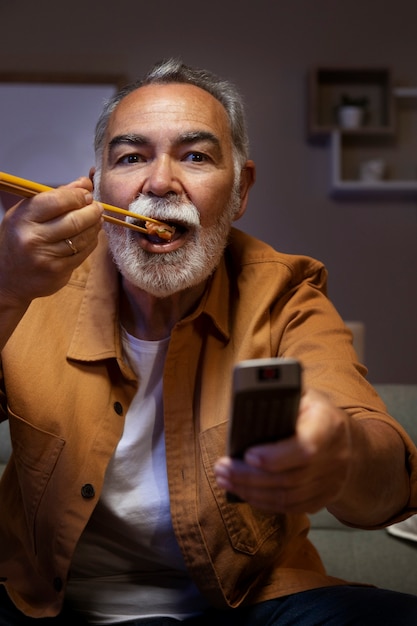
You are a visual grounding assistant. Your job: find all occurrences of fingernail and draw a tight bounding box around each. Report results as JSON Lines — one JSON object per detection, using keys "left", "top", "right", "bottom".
{"left": 245, "top": 451, "right": 262, "bottom": 467}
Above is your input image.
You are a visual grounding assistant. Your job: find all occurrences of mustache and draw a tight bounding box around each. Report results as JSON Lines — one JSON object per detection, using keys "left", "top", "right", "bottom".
{"left": 128, "top": 194, "right": 201, "bottom": 228}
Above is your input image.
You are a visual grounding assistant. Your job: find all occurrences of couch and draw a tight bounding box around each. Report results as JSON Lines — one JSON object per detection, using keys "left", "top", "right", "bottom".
{"left": 0, "top": 419, "right": 9, "bottom": 477}
{"left": 1, "top": 384, "right": 416, "bottom": 595}
{"left": 309, "top": 384, "right": 417, "bottom": 595}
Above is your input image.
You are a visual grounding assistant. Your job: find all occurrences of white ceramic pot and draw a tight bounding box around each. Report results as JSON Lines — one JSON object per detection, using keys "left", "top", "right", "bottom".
{"left": 338, "top": 106, "right": 364, "bottom": 129}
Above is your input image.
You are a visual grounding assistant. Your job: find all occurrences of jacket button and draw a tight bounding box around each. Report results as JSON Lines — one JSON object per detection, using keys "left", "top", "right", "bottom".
{"left": 53, "top": 577, "right": 63, "bottom": 592}
{"left": 114, "top": 401, "right": 123, "bottom": 415}
{"left": 81, "top": 483, "right": 95, "bottom": 499}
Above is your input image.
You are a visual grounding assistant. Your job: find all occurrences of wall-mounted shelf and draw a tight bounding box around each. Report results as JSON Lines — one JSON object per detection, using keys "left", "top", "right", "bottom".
{"left": 330, "top": 131, "right": 417, "bottom": 198}
{"left": 308, "top": 67, "right": 395, "bottom": 139}
{"left": 307, "top": 67, "right": 417, "bottom": 198}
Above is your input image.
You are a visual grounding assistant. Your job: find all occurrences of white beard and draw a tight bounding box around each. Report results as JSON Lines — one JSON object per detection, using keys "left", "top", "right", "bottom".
{"left": 101, "top": 189, "right": 240, "bottom": 298}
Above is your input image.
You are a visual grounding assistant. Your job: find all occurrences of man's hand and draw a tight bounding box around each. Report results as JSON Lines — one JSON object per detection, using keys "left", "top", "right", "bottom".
{"left": 0, "top": 177, "right": 103, "bottom": 304}
{"left": 0, "top": 177, "right": 103, "bottom": 350}
{"left": 214, "top": 388, "right": 409, "bottom": 525}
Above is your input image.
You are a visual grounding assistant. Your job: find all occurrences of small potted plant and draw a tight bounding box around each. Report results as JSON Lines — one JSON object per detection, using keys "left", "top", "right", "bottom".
{"left": 336, "top": 93, "right": 369, "bottom": 129}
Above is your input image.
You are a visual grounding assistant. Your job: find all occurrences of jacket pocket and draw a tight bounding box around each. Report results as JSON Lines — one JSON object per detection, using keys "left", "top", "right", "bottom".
{"left": 7, "top": 409, "right": 65, "bottom": 550}
{"left": 200, "top": 422, "right": 285, "bottom": 555}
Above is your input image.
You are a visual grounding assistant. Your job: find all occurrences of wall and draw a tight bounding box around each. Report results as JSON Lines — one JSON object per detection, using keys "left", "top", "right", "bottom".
{"left": 0, "top": 0, "right": 416, "bottom": 382}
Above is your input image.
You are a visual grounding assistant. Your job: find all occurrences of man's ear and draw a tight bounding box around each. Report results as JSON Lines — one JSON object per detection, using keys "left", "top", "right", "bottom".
{"left": 233, "top": 160, "right": 256, "bottom": 221}
{"left": 89, "top": 166, "right": 96, "bottom": 187}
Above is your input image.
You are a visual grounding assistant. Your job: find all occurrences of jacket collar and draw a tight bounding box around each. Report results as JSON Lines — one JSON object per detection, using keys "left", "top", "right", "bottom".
{"left": 66, "top": 233, "right": 121, "bottom": 362}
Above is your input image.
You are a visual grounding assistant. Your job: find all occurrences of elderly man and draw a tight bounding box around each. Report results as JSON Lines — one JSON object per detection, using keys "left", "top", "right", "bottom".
{"left": 1, "top": 59, "right": 417, "bottom": 625}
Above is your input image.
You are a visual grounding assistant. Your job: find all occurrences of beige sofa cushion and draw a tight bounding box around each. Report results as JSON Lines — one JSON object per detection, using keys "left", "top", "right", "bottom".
{"left": 0, "top": 420, "right": 11, "bottom": 475}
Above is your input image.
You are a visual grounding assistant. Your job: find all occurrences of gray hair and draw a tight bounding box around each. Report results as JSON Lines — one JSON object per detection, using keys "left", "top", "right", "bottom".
{"left": 94, "top": 58, "right": 250, "bottom": 170}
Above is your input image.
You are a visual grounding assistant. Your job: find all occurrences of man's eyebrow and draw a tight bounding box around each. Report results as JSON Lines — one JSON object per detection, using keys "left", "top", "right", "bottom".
{"left": 109, "top": 134, "right": 148, "bottom": 148}
{"left": 174, "top": 130, "right": 221, "bottom": 149}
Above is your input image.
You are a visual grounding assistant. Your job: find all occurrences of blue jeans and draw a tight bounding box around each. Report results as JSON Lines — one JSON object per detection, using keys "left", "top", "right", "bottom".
{"left": 1, "top": 585, "right": 417, "bottom": 625}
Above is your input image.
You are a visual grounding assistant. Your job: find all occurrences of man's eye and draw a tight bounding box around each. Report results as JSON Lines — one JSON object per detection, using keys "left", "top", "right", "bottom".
{"left": 118, "top": 154, "right": 144, "bottom": 164}
{"left": 185, "top": 152, "right": 208, "bottom": 163}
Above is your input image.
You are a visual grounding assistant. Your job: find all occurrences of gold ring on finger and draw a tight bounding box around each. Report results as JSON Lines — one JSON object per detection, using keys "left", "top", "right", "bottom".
{"left": 64, "top": 238, "right": 78, "bottom": 255}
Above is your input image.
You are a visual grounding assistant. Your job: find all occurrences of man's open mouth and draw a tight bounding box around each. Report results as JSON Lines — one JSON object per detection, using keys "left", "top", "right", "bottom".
{"left": 134, "top": 219, "right": 188, "bottom": 245}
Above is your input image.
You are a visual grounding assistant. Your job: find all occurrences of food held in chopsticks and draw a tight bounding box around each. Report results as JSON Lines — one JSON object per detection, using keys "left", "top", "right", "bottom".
{"left": 0, "top": 172, "right": 176, "bottom": 241}
{"left": 145, "top": 220, "right": 176, "bottom": 241}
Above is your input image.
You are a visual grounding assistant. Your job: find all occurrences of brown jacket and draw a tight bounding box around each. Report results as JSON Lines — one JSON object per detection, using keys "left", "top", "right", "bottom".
{"left": 1, "top": 228, "right": 416, "bottom": 617}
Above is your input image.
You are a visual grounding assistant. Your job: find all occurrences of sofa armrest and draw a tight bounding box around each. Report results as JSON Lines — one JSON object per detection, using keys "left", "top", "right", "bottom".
{"left": 309, "top": 384, "right": 417, "bottom": 595}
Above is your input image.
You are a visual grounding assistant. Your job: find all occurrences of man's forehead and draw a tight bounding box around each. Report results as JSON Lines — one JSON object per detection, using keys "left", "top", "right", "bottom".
{"left": 109, "top": 82, "right": 230, "bottom": 137}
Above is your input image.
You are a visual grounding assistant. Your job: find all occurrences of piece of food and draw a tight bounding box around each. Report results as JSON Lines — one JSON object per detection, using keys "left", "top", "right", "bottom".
{"left": 145, "top": 221, "right": 176, "bottom": 241}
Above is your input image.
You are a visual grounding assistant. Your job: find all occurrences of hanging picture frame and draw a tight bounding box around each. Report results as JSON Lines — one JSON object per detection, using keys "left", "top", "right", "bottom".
{"left": 0, "top": 72, "right": 126, "bottom": 212}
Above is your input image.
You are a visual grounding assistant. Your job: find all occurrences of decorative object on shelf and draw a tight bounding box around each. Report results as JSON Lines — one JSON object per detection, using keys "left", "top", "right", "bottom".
{"left": 336, "top": 94, "right": 369, "bottom": 129}
{"left": 359, "top": 158, "right": 386, "bottom": 182}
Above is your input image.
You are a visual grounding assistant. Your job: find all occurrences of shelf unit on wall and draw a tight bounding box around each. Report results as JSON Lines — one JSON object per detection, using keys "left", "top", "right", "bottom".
{"left": 307, "top": 67, "right": 417, "bottom": 198}
{"left": 308, "top": 67, "right": 395, "bottom": 139}
{"left": 330, "top": 129, "right": 417, "bottom": 198}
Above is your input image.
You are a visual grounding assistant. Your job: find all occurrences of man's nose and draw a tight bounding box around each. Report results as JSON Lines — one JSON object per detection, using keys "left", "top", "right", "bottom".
{"left": 141, "top": 155, "right": 182, "bottom": 197}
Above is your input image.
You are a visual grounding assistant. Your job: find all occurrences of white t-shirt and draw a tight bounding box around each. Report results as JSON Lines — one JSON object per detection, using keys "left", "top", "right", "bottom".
{"left": 66, "top": 328, "right": 208, "bottom": 624}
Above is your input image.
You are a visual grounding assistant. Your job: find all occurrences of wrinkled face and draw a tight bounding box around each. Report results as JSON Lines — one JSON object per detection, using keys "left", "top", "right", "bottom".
{"left": 94, "top": 83, "right": 248, "bottom": 297}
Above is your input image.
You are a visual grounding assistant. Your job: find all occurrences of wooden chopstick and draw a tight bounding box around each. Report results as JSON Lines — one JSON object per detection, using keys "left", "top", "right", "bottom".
{"left": 0, "top": 172, "right": 170, "bottom": 235}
